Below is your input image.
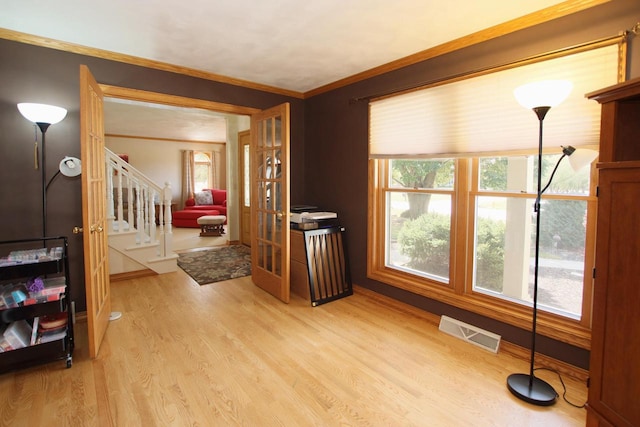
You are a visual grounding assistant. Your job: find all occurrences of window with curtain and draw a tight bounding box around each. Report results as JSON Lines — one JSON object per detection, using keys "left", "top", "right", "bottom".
{"left": 194, "top": 151, "right": 213, "bottom": 192}
{"left": 368, "top": 40, "right": 623, "bottom": 346}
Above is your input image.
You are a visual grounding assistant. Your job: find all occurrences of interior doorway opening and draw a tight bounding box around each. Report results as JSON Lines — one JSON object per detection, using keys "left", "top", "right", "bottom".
{"left": 100, "top": 86, "right": 259, "bottom": 258}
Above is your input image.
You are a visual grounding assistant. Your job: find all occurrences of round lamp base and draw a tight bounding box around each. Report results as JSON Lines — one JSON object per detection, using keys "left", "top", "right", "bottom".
{"left": 507, "top": 373, "right": 557, "bottom": 406}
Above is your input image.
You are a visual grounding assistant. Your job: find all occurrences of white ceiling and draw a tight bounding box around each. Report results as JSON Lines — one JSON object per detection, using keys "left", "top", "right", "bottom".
{"left": 2, "top": 0, "right": 571, "bottom": 141}
{"left": 2, "top": 0, "right": 568, "bottom": 93}
{"left": 103, "top": 98, "right": 230, "bottom": 142}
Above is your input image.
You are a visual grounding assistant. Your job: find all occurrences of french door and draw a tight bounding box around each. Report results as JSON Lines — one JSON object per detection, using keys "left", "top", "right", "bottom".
{"left": 79, "top": 65, "right": 111, "bottom": 357}
{"left": 250, "top": 103, "right": 290, "bottom": 303}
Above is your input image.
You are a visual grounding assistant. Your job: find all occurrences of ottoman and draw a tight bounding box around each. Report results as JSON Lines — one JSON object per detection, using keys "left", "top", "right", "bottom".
{"left": 197, "top": 215, "right": 227, "bottom": 236}
{"left": 172, "top": 209, "right": 219, "bottom": 228}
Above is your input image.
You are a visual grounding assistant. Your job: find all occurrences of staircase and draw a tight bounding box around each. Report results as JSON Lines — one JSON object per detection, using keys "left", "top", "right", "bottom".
{"left": 106, "top": 148, "right": 178, "bottom": 274}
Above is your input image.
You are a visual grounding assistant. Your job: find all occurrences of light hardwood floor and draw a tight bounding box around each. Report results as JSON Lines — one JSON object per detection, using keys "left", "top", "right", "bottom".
{"left": 0, "top": 270, "right": 587, "bottom": 426}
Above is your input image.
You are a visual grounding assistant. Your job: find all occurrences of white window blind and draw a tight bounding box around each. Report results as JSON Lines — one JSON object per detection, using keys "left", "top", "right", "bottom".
{"left": 369, "top": 43, "right": 621, "bottom": 158}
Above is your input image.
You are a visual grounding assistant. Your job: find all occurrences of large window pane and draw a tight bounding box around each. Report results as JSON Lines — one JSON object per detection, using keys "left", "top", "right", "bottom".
{"left": 479, "top": 154, "right": 592, "bottom": 195}
{"left": 389, "top": 159, "right": 454, "bottom": 189}
{"left": 539, "top": 154, "right": 593, "bottom": 196}
{"left": 479, "top": 157, "right": 521, "bottom": 192}
{"left": 473, "top": 196, "right": 587, "bottom": 318}
{"left": 386, "top": 191, "right": 452, "bottom": 282}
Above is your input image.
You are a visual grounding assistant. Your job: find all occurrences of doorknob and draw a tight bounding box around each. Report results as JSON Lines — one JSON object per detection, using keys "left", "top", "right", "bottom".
{"left": 90, "top": 225, "right": 104, "bottom": 233}
{"left": 72, "top": 226, "right": 83, "bottom": 234}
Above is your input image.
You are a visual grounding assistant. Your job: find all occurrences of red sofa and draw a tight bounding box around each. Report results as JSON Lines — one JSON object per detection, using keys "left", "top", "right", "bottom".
{"left": 172, "top": 209, "right": 220, "bottom": 228}
{"left": 185, "top": 189, "right": 227, "bottom": 216}
{"left": 171, "top": 189, "right": 227, "bottom": 228}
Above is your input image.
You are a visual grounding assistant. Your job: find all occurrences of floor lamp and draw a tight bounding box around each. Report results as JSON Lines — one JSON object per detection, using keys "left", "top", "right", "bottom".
{"left": 17, "top": 102, "right": 68, "bottom": 238}
{"left": 507, "top": 80, "right": 598, "bottom": 406}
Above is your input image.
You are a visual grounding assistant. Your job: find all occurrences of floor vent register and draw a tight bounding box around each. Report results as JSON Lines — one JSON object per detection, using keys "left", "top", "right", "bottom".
{"left": 438, "top": 315, "right": 501, "bottom": 353}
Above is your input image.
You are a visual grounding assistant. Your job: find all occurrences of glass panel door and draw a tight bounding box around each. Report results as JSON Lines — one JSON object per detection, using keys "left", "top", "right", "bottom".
{"left": 251, "top": 103, "right": 290, "bottom": 302}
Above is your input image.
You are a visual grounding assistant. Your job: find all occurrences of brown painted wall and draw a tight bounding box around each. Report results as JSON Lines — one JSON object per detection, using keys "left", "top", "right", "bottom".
{"left": 302, "top": 0, "right": 640, "bottom": 369}
{"left": 0, "top": 39, "right": 305, "bottom": 312}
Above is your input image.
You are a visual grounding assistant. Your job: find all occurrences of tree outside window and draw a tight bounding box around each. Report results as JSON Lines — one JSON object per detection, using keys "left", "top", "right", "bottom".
{"left": 386, "top": 159, "right": 454, "bottom": 282}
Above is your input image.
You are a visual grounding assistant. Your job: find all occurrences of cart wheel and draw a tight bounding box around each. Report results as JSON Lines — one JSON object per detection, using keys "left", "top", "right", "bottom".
{"left": 66, "top": 357, "right": 72, "bottom": 368}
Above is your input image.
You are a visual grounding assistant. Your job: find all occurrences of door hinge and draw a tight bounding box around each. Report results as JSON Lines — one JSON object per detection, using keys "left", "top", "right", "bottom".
{"left": 596, "top": 186, "right": 599, "bottom": 197}
{"left": 593, "top": 268, "right": 596, "bottom": 279}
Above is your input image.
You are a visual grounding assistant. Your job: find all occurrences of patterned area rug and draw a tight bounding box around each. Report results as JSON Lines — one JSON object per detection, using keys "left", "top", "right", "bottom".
{"left": 177, "top": 245, "right": 251, "bottom": 285}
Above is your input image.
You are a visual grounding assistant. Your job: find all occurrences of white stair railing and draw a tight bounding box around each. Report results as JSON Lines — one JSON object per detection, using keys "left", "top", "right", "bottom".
{"left": 105, "top": 148, "right": 173, "bottom": 258}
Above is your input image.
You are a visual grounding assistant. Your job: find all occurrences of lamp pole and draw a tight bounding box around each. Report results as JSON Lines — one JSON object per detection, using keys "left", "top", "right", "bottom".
{"left": 507, "top": 80, "right": 575, "bottom": 406}
{"left": 507, "top": 81, "right": 599, "bottom": 406}
{"left": 531, "top": 106, "right": 550, "bottom": 384}
{"left": 506, "top": 105, "right": 558, "bottom": 406}
{"left": 37, "top": 122, "right": 51, "bottom": 238}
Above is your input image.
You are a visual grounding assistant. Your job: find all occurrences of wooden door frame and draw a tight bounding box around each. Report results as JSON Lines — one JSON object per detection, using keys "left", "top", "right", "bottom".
{"left": 100, "top": 85, "right": 261, "bottom": 116}
{"left": 98, "top": 85, "right": 260, "bottom": 244}
{"left": 238, "top": 129, "right": 251, "bottom": 247}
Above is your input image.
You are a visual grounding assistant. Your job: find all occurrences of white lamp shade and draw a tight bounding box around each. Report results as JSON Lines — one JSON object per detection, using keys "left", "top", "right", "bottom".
{"left": 513, "top": 80, "right": 573, "bottom": 109}
{"left": 17, "top": 103, "right": 67, "bottom": 125}
{"left": 567, "top": 148, "right": 599, "bottom": 172}
{"left": 59, "top": 156, "right": 82, "bottom": 177}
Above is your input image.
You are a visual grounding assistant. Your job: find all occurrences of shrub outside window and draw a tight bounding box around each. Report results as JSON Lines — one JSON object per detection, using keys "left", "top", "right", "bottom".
{"left": 472, "top": 153, "right": 593, "bottom": 319}
{"left": 385, "top": 159, "right": 454, "bottom": 283}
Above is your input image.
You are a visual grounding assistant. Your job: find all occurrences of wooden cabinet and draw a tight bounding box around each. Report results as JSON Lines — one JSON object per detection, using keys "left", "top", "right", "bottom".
{"left": 586, "top": 77, "right": 640, "bottom": 427}
{"left": 0, "top": 237, "right": 74, "bottom": 373}
{"left": 290, "top": 229, "right": 311, "bottom": 300}
{"left": 587, "top": 77, "right": 640, "bottom": 163}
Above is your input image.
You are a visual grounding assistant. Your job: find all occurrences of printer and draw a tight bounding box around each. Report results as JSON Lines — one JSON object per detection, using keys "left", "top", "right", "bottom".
{"left": 290, "top": 211, "right": 337, "bottom": 223}
{"left": 290, "top": 206, "right": 339, "bottom": 230}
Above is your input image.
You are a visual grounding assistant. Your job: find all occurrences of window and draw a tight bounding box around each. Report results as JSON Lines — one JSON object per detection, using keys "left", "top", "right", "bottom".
{"left": 386, "top": 159, "right": 455, "bottom": 283}
{"left": 193, "top": 151, "right": 212, "bottom": 192}
{"left": 473, "top": 153, "right": 593, "bottom": 319}
{"left": 371, "top": 152, "right": 597, "bottom": 346}
{"left": 368, "top": 40, "right": 623, "bottom": 347}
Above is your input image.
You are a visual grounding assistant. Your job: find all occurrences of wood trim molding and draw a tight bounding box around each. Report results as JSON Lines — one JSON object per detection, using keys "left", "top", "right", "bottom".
{"left": 500, "top": 340, "right": 589, "bottom": 383}
{"left": 105, "top": 133, "right": 226, "bottom": 145}
{"left": 0, "top": 28, "right": 304, "bottom": 99}
{"left": 100, "top": 84, "right": 261, "bottom": 116}
{"left": 110, "top": 269, "right": 157, "bottom": 282}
